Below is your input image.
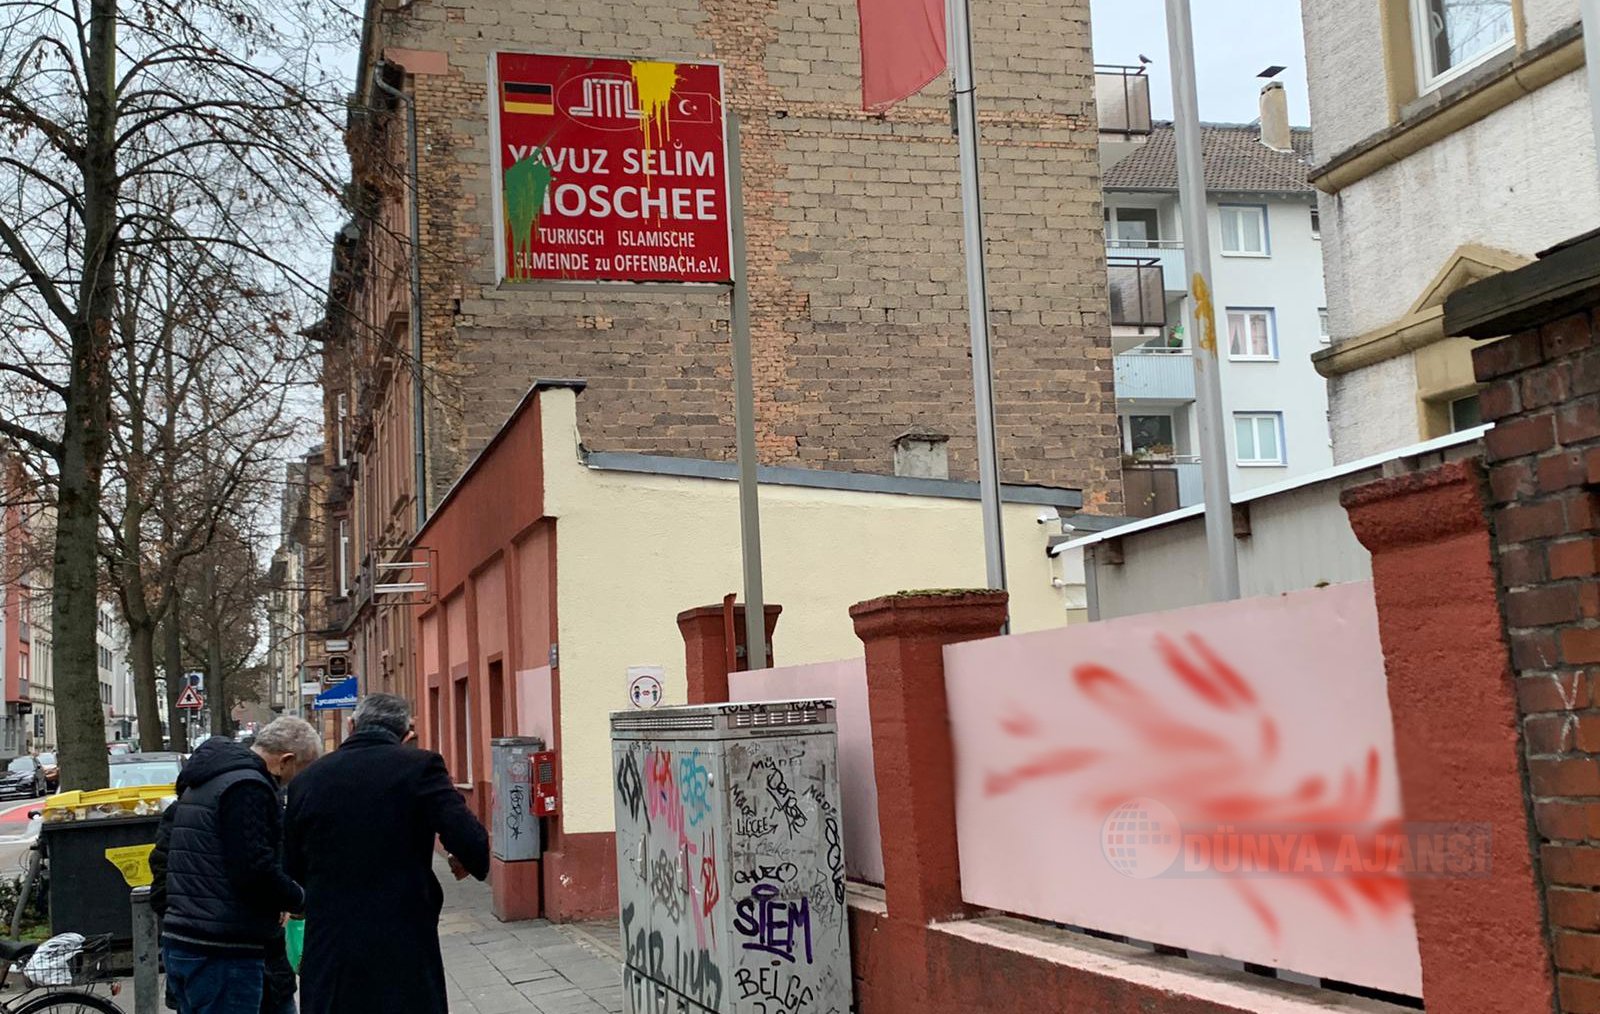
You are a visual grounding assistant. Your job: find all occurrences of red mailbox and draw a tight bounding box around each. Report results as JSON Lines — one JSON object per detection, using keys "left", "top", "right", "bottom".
{"left": 531, "top": 750, "right": 558, "bottom": 816}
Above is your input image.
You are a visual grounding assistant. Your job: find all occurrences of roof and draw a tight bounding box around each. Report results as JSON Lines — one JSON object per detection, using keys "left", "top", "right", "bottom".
{"left": 1103, "top": 122, "right": 1316, "bottom": 195}
{"left": 584, "top": 452, "right": 1083, "bottom": 510}
{"left": 1049, "top": 424, "right": 1490, "bottom": 556}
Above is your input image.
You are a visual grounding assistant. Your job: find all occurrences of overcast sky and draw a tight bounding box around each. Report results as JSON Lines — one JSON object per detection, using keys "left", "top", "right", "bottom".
{"left": 1090, "top": 0, "right": 1313, "bottom": 126}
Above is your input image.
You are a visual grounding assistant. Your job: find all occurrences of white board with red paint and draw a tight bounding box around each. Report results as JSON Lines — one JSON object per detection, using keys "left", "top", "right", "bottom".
{"left": 943, "top": 581, "right": 1424, "bottom": 997}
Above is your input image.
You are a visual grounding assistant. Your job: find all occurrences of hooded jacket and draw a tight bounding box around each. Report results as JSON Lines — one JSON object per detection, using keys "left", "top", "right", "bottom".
{"left": 160, "top": 739, "right": 304, "bottom": 956}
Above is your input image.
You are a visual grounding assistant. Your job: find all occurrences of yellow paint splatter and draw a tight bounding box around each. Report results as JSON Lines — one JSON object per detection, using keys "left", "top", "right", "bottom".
{"left": 1191, "top": 272, "right": 1219, "bottom": 353}
{"left": 631, "top": 60, "right": 678, "bottom": 189}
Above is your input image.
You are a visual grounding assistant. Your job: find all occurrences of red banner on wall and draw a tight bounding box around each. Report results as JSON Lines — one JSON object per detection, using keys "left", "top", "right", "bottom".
{"left": 492, "top": 52, "right": 732, "bottom": 285}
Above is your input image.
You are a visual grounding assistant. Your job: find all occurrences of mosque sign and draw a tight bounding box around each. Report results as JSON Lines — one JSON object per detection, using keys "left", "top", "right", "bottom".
{"left": 491, "top": 52, "right": 733, "bottom": 284}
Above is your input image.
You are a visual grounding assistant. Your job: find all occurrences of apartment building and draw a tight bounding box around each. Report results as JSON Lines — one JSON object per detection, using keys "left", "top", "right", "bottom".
{"left": 1099, "top": 81, "right": 1332, "bottom": 516}
{"left": 1303, "top": 0, "right": 1599, "bottom": 459}
{"left": 267, "top": 450, "right": 326, "bottom": 719}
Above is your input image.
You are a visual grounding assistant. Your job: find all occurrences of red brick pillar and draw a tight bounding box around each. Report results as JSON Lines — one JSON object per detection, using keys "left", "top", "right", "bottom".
{"left": 1473, "top": 309, "right": 1600, "bottom": 1013}
{"left": 676, "top": 601, "right": 782, "bottom": 704}
{"left": 849, "top": 590, "right": 1007, "bottom": 1012}
{"left": 1344, "top": 461, "right": 1555, "bottom": 1014}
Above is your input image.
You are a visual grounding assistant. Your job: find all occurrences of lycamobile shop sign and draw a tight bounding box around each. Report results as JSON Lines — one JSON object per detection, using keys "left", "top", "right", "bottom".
{"left": 311, "top": 677, "right": 360, "bottom": 712}
{"left": 491, "top": 51, "right": 732, "bottom": 284}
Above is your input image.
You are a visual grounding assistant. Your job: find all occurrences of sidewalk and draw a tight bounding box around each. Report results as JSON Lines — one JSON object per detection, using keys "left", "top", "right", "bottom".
{"left": 437, "top": 856, "right": 624, "bottom": 1014}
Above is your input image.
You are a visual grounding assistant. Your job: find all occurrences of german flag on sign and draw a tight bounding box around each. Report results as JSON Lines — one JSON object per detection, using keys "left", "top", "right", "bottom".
{"left": 502, "top": 81, "right": 554, "bottom": 115}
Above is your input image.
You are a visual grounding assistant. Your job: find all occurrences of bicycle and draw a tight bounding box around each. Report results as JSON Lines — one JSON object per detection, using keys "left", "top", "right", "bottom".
{"left": 0, "top": 817, "right": 123, "bottom": 1013}
{"left": 0, "top": 931, "right": 123, "bottom": 1013}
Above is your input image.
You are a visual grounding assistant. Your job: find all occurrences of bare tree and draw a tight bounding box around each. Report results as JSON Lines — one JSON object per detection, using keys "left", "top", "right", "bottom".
{"left": 0, "top": 0, "right": 349, "bottom": 787}
{"left": 100, "top": 208, "right": 311, "bottom": 751}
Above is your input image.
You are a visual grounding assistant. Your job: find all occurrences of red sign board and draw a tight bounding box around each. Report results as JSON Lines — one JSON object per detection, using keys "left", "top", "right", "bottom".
{"left": 176, "top": 685, "right": 204, "bottom": 710}
{"left": 492, "top": 52, "right": 732, "bottom": 284}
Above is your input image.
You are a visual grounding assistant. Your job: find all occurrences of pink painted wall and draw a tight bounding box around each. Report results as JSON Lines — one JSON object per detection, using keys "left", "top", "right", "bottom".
{"left": 732, "top": 658, "right": 883, "bottom": 884}
{"left": 942, "top": 581, "right": 1422, "bottom": 997}
{"left": 516, "top": 665, "right": 554, "bottom": 744}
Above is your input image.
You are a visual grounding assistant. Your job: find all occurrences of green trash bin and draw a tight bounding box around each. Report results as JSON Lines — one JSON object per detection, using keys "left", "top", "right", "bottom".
{"left": 40, "top": 813, "right": 162, "bottom": 945}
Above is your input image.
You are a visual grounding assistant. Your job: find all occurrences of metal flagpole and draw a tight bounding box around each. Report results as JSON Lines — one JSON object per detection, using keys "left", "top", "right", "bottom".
{"left": 726, "top": 113, "right": 768, "bottom": 669}
{"left": 1164, "top": 0, "right": 1240, "bottom": 601}
{"left": 1583, "top": 0, "right": 1600, "bottom": 188}
{"left": 949, "top": 0, "right": 1008, "bottom": 596}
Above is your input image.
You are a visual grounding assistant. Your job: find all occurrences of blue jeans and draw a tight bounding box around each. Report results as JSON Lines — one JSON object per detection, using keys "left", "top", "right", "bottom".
{"left": 162, "top": 944, "right": 265, "bottom": 1014}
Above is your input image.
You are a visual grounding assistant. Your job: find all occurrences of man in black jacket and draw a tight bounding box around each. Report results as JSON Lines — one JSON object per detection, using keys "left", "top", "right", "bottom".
{"left": 161, "top": 717, "right": 321, "bottom": 1014}
{"left": 285, "top": 694, "right": 489, "bottom": 1014}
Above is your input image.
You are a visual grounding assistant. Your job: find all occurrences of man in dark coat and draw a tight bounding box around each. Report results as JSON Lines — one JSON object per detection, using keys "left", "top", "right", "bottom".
{"left": 160, "top": 717, "right": 321, "bottom": 1014}
{"left": 285, "top": 693, "right": 489, "bottom": 1014}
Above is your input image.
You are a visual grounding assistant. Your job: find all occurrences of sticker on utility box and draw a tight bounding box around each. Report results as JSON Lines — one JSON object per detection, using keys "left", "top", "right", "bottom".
{"left": 105, "top": 844, "right": 156, "bottom": 888}
{"left": 627, "top": 666, "right": 665, "bottom": 709}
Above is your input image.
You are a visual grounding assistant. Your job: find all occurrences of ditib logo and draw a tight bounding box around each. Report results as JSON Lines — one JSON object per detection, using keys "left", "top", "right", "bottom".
{"left": 1101, "top": 797, "right": 1182, "bottom": 880}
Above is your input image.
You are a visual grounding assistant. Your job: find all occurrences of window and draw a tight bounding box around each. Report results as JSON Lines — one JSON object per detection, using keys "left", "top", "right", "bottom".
{"left": 1310, "top": 206, "right": 1321, "bottom": 239}
{"left": 1235, "top": 413, "right": 1285, "bottom": 466}
{"left": 1227, "top": 308, "right": 1277, "bottom": 360}
{"left": 1319, "top": 308, "right": 1331, "bottom": 343}
{"left": 1220, "top": 205, "right": 1268, "bottom": 256}
{"left": 1450, "top": 393, "right": 1483, "bottom": 432}
{"left": 335, "top": 392, "right": 349, "bottom": 466}
{"left": 1411, "top": 0, "right": 1515, "bottom": 90}
{"left": 337, "top": 519, "right": 350, "bottom": 597}
{"left": 452, "top": 676, "right": 471, "bottom": 781}
{"left": 1104, "top": 206, "right": 1161, "bottom": 247}
{"left": 1127, "top": 415, "right": 1176, "bottom": 459}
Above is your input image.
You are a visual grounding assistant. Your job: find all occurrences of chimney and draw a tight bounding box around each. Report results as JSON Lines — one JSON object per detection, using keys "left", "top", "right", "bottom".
{"left": 1258, "top": 81, "right": 1293, "bottom": 153}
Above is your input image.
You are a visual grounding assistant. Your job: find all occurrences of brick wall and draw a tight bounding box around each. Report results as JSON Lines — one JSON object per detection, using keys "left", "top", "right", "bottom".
{"left": 1476, "top": 307, "right": 1600, "bottom": 1013}
{"left": 346, "top": 0, "right": 1120, "bottom": 508}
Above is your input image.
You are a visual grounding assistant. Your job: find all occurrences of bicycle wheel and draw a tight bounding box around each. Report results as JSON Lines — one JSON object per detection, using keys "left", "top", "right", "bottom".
{"left": 10, "top": 991, "right": 123, "bottom": 1014}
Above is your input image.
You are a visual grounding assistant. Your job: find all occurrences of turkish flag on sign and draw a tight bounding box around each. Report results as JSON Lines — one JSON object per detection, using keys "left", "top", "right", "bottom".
{"left": 857, "top": 0, "right": 947, "bottom": 111}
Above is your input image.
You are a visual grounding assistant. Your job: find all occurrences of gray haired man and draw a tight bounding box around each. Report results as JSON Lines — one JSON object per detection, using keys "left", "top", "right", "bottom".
{"left": 159, "top": 716, "right": 321, "bottom": 1014}
{"left": 285, "top": 693, "right": 489, "bottom": 1014}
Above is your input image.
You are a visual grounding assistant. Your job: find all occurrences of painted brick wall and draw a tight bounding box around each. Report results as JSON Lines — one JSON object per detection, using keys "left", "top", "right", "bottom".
{"left": 1475, "top": 307, "right": 1600, "bottom": 1013}
{"left": 349, "top": 0, "right": 1121, "bottom": 509}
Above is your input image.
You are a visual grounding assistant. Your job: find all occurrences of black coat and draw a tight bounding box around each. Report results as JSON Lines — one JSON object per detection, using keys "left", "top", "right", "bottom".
{"left": 284, "top": 728, "right": 489, "bottom": 1014}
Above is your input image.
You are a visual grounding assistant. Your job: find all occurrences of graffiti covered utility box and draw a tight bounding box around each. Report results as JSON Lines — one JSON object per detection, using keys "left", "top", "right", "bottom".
{"left": 490, "top": 736, "right": 545, "bottom": 861}
{"left": 611, "top": 701, "right": 850, "bottom": 1014}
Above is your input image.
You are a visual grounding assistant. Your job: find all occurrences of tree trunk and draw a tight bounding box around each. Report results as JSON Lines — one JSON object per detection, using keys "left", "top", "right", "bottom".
{"left": 164, "top": 602, "right": 187, "bottom": 753}
{"left": 127, "top": 621, "right": 163, "bottom": 752}
{"left": 55, "top": 0, "right": 118, "bottom": 792}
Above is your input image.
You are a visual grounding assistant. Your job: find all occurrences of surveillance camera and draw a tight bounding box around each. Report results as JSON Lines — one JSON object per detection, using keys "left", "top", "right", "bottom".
{"left": 1036, "top": 508, "right": 1060, "bottom": 525}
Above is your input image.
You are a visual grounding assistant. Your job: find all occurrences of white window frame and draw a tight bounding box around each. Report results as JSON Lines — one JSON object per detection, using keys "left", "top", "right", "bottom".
{"left": 1234, "top": 412, "right": 1286, "bottom": 467}
{"left": 1219, "top": 204, "right": 1269, "bottom": 257}
{"left": 337, "top": 519, "right": 350, "bottom": 597}
{"left": 1103, "top": 205, "right": 1163, "bottom": 248}
{"left": 1318, "top": 308, "right": 1331, "bottom": 344}
{"left": 1310, "top": 206, "right": 1321, "bottom": 240}
{"left": 1409, "top": 0, "right": 1516, "bottom": 94}
{"left": 1226, "top": 307, "right": 1278, "bottom": 361}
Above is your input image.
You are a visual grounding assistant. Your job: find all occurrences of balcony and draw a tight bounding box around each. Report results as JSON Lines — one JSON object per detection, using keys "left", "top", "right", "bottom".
{"left": 1107, "top": 257, "right": 1166, "bottom": 330}
{"left": 1095, "top": 65, "right": 1153, "bottom": 136}
{"left": 1096, "top": 64, "right": 1153, "bottom": 171}
{"left": 1107, "top": 240, "right": 1186, "bottom": 295}
{"left": 1114, "top": 348, "right": 1196, "bottom": 403}
{"left": 1123, "top": 458, "right": 1205, "bottom": 517}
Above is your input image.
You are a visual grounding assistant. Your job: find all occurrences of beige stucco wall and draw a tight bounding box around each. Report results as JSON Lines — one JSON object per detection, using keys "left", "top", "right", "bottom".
{"left": 537, "top": 388, "right": 1070, "bottom": 834}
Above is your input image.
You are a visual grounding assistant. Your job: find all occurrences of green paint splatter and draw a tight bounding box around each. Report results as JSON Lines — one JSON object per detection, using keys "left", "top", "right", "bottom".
{"left": 504, "top": 146, "right": 551, "bottom": 280}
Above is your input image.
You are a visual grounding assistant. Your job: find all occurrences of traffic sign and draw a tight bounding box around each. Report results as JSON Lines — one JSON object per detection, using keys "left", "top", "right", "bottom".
{"left": 176, "top": 685, "right": 205, "bottom": 710}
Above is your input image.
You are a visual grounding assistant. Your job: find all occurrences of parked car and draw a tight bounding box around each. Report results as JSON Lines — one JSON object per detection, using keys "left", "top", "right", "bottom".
{"left": 107, "top": 741, "right": 135, "bottom": 756}
{"left": 107, "top": 751, "right": 183, "bottom": 789}
{"left": 37, "top": 752, "right": 57, "bottom": 791}
{"left": 0, "top": 757, "right": 46, "bottom": 799}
